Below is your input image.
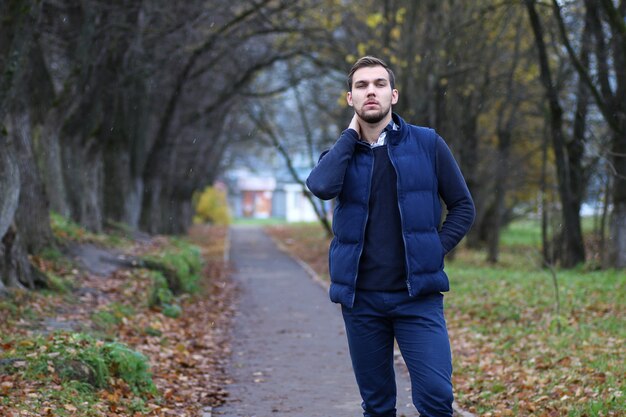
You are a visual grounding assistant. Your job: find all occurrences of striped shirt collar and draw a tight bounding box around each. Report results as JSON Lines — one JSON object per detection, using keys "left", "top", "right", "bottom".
{"left": 369, "top": 119, "right": 399, "bottom": 148}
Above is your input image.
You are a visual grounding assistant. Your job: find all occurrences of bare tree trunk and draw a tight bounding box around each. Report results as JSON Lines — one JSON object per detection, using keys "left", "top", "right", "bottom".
{"left": 1, "top": 225, "right": 26, "bottom": 290}
{"left": 35, "top": 110, "right": 70, "bottom": 217}
{"left": 599, "top": 173, "right": 611, "bottom": 267}
{"left": 551, "top": 0, "right": 626, "bottom": 267}
{"left": 541, "top": 119, "right": 552, "bottom": 265}
{"left": 0, "top": 127, "right": 50, "bottom": 291}
{"left": 102, "top": 83, "right": 148, "bottom": 229}
{"left": 458, "top": 94, "right": 482, "bottom": 249}
{"left": 486, "top": 16, "right": 525, "bottom": 263}
{"left": 487, "top": 131, "right": 511, "bottom": 263}
{"left": 568, "top": 7, "right": 592, "bottom": 222}
{"left": 0, "top": 0, "right": 51, "bottom": 292}
{"left": 606, "top": 1, "right": 626, "bottom": 267}
{"left": 526, "top": 0, "right": 586, "bottom": 267}
{"left": 61, "top": 134, "right": 104, "bottom": 232}
{"left": 104, "top": 142, "right": 144, "bottom": 227}
{"left": 609, "top": 132, "right": 626, "bottom": 266}
{"left": 8, "top": 110, "right": 54, "bottom": 253}
{"left": 0, "top": 138, "right": 21, "bottom": 293}
{"left": 0, "top": 0, "right": 35, "bottom": 122}
{"left": 0, "top": 140, "right": 20, "bottom": 241}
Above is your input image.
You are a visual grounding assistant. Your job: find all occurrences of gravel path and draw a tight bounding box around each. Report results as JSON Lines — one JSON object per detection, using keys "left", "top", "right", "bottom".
{"left": 213, "top": 226, "right": 419, "bottom": 417}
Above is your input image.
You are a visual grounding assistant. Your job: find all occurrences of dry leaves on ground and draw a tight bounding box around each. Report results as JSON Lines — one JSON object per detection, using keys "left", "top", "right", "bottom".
{"left": 0, "top": 225, "right": 235, "bottom": 417}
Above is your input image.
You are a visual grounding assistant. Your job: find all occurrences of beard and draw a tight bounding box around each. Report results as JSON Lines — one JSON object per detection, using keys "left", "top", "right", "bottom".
{"left": 356, "top": 104, "right": 391, "bottom": 124}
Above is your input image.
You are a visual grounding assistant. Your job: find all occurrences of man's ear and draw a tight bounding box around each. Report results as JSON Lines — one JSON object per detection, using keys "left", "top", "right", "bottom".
{"left": 346, "top": 91, "right": 353, "bottom": 107}
{"left": 391, "top": 89, "right": 399, "bottom": 105}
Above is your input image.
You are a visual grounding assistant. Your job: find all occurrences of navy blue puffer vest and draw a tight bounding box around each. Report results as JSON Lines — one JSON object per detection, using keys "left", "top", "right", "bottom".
{"left": 307, "top": 114, "right": 449, "bottom": 308}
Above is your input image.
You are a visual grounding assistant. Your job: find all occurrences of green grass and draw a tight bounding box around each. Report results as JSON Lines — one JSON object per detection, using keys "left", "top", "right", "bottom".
{"left": 45, "top": 273, "right": 74, "bottom": 293}
{"left": 50, "top": 212, "right": 90, "bottom": 241}
{"left": 140, "top": 238, "right": 204, "bottom": 318}
{"left": 233, "top": 217, "right": 288, "bottom": 226}
{"left": 168, "top": 238, "right": 203, "bottom": 293}
{"left": 0, "top": 332, "right": 156, "bottom": 395}
{"left": 499, "top": 219, "right": 542, "bottom": 247}
{"left": 91, "top": 302, "right": 135, "bottom": 334}
{"left": 50, "top": 212, "right": 135, "bottom": 248}
{"left": 27, "top": 380, "right": 103, "bottom": 417}
{"left": 0, "top": 292, "right": 40, "bottom": 323}
{"left": 143, "top": 237, "right": 204, "bottom": 302}
{"left": 499, "top": 215, "right": 606, "bottom": 247}
{"left": 445, "top": 249, "right": 625, "bottom": 415}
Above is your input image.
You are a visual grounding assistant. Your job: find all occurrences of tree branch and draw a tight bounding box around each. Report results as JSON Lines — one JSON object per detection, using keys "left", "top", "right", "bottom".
{"left": 550, "top": 0, "right": 622, "bottom": 134}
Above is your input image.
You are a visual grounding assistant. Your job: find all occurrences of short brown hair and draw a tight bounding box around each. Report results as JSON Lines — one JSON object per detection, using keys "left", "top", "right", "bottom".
{"left": 347, "top": 56, "right": 395, "bottom": 91}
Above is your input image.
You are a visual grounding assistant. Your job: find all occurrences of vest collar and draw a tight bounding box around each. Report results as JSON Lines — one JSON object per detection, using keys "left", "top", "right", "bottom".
{"left": 386, "top": 113, "right": 406, "bottom": 145}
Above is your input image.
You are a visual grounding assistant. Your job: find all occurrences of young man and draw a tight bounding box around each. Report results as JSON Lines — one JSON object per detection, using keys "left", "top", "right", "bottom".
{"left": 306, "top": 56, "right": 475, "bottom": 417}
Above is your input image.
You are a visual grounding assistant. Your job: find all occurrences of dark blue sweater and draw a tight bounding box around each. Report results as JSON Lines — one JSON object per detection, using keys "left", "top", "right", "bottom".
{"left": 357, "top": 145, "right": 407, "bottom": 291}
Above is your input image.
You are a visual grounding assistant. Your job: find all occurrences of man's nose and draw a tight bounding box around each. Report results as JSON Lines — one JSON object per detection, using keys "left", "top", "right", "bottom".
{"left": 366, "top": 84, "right": 376, "bottom": 95}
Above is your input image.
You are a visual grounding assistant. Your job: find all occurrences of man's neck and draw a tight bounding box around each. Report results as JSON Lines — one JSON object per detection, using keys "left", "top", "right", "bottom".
{"left": 361, "top": 114, "right": 393, "bottom": 144}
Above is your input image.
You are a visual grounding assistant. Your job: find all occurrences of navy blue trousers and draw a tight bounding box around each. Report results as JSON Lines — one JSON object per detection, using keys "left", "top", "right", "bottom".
{"left": 341, "top": 290, "right": 454, "bottom": 417}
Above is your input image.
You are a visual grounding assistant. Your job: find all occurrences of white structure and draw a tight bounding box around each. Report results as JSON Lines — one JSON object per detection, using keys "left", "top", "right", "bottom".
{"left": 235, "top": 176, "right": 276, "bottom": 219}
{"left": 283, "top": 183, "right": 319, "bottom": 223}
{"left": 225, "top": 168, "right": 327, "bottom": 223}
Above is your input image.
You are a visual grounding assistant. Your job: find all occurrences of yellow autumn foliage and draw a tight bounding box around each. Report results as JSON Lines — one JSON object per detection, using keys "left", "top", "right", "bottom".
{"left": 193, "top": 186, "right": 231, "bottom": 225}
{"left": 365, "top": 12, "right": 384, "bottom": 28}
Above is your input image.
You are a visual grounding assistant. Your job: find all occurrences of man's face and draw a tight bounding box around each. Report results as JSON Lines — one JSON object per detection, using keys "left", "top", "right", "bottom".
{"left": 347, "top": 65, "right": 398, "bottom": 124}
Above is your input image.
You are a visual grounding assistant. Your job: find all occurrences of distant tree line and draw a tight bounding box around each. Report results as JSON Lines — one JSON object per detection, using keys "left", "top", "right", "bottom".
{"left": 1, "top": 0, "right": 625, "bottom": 292}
